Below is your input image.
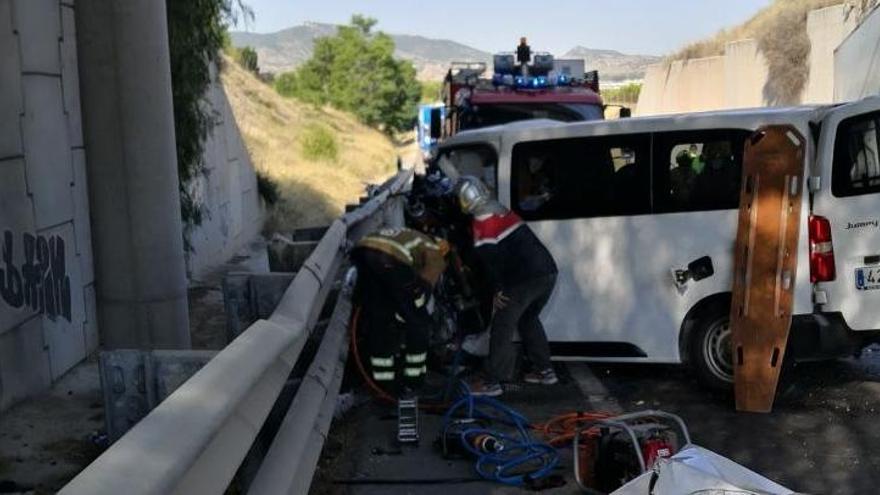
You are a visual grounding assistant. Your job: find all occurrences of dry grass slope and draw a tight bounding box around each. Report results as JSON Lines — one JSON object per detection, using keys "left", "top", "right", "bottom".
{"left": 671, "top": 0, "right": 876, "bottom": 104}
{"left": 220, "top": 56, "right": 397, "bottom": 232}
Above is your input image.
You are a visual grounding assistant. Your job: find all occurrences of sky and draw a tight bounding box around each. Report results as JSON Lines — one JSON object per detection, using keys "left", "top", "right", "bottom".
{"left": 237, "top": 0, "right": 773, "bottom": 56}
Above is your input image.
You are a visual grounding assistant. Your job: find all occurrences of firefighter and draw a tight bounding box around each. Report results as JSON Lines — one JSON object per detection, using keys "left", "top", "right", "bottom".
{"left": 351, "top": 227, "right": 449, "bottom": 396}
{"left": 454, "top": 176, "right": 559, "bottom": 397}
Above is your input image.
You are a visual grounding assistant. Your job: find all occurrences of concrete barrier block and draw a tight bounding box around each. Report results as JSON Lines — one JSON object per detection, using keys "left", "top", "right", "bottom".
{"left": 151, "top": 350, "right": 217, "bottom": 403}
{"left": 21, "top": 74, "right": 75, "bottom": 229}
{"left": 12, "top": 0, "right": 61, "bottom": 75}
{"left": 99, "top": 350, "right": 152, "bottom": 443}
{"left": 60, "top": 4, "right": 82, "bottom": 147}
{"left": 0, "top": 317, "right": 52, "bottom": 411}
{"left": 38, "top": 221, "right": 85, "bottom": 380}
{"left": 250, "top": 272, "right": 296, "bottom": 319}
{"left": 267, "top": 234, "right": 318, "bottom": 272}
{"left": 0, "top": 0, "right": 23, "bottom": 159}
{"left": 0, "top": 158, "right": 37, "bottom": 333}
{"left": 71, "top": 149, "right": 93, "bottom": 285}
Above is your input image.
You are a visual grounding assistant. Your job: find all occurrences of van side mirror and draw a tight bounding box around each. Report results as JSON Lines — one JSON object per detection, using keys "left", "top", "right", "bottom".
{"left": 619, "top": 107, "right": 632, "bottom": 119}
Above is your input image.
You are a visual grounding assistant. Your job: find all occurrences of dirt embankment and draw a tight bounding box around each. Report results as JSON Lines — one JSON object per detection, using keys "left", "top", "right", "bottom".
{"left": 221, "top": 58, "right": 398, "bottom": 233}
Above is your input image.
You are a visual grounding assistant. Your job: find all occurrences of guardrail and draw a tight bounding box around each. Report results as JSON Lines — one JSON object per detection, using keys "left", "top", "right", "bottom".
{"left": 61, "top": 170, "right": 413, "bottom": 495}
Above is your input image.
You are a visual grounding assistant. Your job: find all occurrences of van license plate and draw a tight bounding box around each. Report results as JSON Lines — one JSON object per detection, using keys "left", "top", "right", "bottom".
{"left": 856, "top": 267, "right": 880, "bottom": 291}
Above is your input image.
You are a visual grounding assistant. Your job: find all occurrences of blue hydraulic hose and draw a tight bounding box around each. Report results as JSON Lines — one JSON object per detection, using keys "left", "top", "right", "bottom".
{"left": 442, "top": 390, "right": 559, "bottom": 486}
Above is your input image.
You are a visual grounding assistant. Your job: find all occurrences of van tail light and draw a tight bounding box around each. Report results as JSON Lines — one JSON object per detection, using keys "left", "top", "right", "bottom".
{"left": 809, "top": 215, "right": 836, "bottom": 283}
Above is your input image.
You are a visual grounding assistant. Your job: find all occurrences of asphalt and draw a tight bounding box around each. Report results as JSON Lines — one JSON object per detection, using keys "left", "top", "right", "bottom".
{"left": 314, "top": 349, "right": 880, "bottom": 495}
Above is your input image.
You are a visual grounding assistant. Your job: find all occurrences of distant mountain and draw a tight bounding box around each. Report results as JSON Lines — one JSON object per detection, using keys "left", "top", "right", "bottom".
{"left": 230, "top": 23, "right": 658, "bottom": 82}
{"left": 229, "top": 22, "right": 491, "bottom": 81}
{"left": 562, "top": 46, "right": 661, "bottom": 82}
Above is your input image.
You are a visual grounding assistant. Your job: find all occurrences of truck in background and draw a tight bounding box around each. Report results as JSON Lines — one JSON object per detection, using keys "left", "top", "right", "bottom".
{"left": 418, "top": 38, "right": 620, "bottom": 159}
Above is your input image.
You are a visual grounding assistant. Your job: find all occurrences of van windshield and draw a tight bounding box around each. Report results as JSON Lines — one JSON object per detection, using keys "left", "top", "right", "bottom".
{"left": 460, "top": 103, "right": 604, "bottom": 130}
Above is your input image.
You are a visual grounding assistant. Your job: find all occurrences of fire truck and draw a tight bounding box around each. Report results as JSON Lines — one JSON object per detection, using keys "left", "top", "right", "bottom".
{"left": 417, "top": 37, "right": 621, "bottom": 158}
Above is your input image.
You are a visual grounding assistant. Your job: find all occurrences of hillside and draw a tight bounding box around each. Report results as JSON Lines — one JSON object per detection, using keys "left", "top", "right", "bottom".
{"left": 229, "top": 23, "right": 657, "bottom": 82}
{"left": 562, "top": 47, "right": 660, "bottom": 81}
{"left": 219, "top": 56, "right": 397, "bottom": 231}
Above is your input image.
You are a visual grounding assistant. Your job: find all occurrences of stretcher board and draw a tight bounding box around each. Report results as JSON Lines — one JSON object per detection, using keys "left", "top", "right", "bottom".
{"left": 731, "top": 125, "right": 806, "bottom": 413}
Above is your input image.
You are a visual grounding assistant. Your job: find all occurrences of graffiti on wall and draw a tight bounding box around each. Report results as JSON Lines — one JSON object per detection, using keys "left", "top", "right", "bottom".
{"left": 0, "top": 230, "right": 72, "bottom": 322}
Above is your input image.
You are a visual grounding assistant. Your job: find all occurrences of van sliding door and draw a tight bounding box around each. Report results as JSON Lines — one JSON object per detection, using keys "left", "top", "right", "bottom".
{"left": 510, "top": 133, "right": 665, "bottom": 359}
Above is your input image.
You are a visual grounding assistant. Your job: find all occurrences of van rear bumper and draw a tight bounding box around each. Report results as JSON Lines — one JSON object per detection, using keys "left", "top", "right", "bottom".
{"left": 789, "top": 312, "right": 880, "bottom": 361}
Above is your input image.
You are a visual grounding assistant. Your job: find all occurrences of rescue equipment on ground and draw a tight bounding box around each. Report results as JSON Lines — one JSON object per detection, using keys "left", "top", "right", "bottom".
{"left": 573, "top": 410, "right": 691, "bottom": 494}
{"left": 439, "top": 384, "right": 559, "bottom": 487}
{"left": 397, "top": 397, "right": 420, "bottom": 444}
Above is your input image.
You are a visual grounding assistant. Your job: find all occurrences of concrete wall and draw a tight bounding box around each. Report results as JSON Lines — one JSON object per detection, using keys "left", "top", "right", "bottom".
{"left": 636, "top": 43, "right": 766, "bottom": 116}
{"left": 637, "top": 3, "right": 858, "bottom": 115}
{"left": 723, "top": 39, "right": 770, "bottom": 109}
{"left": 805, "top": 4, "right": 858, "bottom": 103}
{"left": 185, "top": 70, "right": 264, "bottom": 280}
{"left": 835, "top": 5, "right": 880, "bottom": 102}
{"left": 0, "top": 1, "right": 262, "bottom": 410}
{"left": 0, "top": 0, "right": 97, "bottom": 410}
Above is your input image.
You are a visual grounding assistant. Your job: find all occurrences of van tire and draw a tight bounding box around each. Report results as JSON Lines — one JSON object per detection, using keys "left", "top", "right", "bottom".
{"left": 689, "top": 303, "right": 734, "bottom": 390}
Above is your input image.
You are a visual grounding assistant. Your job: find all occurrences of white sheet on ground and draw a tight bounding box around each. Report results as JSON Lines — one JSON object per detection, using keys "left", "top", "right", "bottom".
{"left": 611, "top": 445, "right": 795, "bottom": 495}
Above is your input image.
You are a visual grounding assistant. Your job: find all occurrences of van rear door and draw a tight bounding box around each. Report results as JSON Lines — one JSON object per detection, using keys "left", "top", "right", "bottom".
{"left": 812, "top": 98, "right": 880, "bottom": 331}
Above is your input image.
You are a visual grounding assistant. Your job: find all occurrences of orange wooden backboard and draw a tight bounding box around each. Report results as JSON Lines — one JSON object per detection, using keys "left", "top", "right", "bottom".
{"left": 731, "top": 125, "right": 806, "bottom": 413}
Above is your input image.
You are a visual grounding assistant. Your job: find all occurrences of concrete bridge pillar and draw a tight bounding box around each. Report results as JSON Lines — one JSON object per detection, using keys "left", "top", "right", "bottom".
{"left": 74, "top": 0, "right": 190, "bottom": 349}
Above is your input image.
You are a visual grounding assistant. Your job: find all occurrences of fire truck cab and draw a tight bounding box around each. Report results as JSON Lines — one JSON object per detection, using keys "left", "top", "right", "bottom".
{"left": 440, "top": 38, "right": 608, "bottom": 140}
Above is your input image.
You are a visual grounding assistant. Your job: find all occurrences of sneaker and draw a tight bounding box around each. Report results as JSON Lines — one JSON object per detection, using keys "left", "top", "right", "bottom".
{"left": 466, "top": 377, "right": 503, "bottom": 397}
{"left": 524, "top": 368, "right": 559, "bottom": 385}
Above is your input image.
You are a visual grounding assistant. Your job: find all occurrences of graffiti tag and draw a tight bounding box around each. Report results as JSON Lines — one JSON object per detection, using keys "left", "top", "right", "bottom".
{"left": 0, "top": 230, "right": 72, "bottom": 322}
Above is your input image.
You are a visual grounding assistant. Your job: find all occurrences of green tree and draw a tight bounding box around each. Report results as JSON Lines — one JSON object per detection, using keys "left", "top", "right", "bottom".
{"left": 237, "top": 46, "right": 259, "bottom": 74}
{"left": 276, "top": 15, "right": 421, "bottom": 134}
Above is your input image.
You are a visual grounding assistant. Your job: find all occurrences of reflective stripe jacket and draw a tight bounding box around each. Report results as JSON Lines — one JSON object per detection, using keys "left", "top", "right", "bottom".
{"left": 355, "top": 228, "right": 449, "bottom": 286}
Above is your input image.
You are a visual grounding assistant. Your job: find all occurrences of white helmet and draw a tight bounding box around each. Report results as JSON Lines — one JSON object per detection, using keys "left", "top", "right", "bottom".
{"left": 455, "top": 176, "right": 491, "bottom": 214}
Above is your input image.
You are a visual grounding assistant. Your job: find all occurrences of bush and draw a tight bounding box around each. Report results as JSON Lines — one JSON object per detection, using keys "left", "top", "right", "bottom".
{"left": 273, "top": 15, "right": 421, "bottom": 134}
{"left": 300, "top": 125, "right": 339, "bottom": 161}
{"left": 603, "top": 83, "right": 642, "bottom": 105}
{"left": 236, "top": 46, "right": 259, "bottom": 74}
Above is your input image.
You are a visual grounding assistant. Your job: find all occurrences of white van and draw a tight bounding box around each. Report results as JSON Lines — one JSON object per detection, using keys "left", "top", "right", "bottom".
{"left": 433, "top": 99, "right": 880, "bottom": 388}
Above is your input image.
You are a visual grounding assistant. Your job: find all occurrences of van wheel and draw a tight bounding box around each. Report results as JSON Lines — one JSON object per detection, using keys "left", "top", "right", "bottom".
{"left": 689, "top": 305, "right": 734, "bottom": 390}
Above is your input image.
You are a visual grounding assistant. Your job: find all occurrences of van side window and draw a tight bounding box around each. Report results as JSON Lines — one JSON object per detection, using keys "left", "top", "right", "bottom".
{"left": 653, "top": 130, "right": 751, "bottom": 213}
{"left": 435, "top": 145, "right": 498, "bottom": 196}
{"left": 833, "top": 112, "right": 880, "bottom": 197}
{"left": 511, "top": 134, "right": 651, "bottom": 220}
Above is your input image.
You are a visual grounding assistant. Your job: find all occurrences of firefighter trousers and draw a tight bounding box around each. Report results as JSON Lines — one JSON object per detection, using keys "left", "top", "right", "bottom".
{"left": 353, "top": 249, "right": 431, "bottom": 394}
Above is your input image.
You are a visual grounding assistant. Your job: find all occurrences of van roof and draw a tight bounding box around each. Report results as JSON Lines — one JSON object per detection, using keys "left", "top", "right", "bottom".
{"left": 440, "top": 104, "right": 850, "bottom": 150}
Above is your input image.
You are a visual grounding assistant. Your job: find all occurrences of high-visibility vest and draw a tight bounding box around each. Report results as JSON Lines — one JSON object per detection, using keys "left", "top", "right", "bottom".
{"left": 356, "top": 228, "right": 449, "bottom": 286}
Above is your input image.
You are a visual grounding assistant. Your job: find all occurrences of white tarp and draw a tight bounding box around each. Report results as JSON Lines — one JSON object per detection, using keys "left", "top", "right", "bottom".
{"left": 611, "top": 445, "right": 795, "bottom": 495}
